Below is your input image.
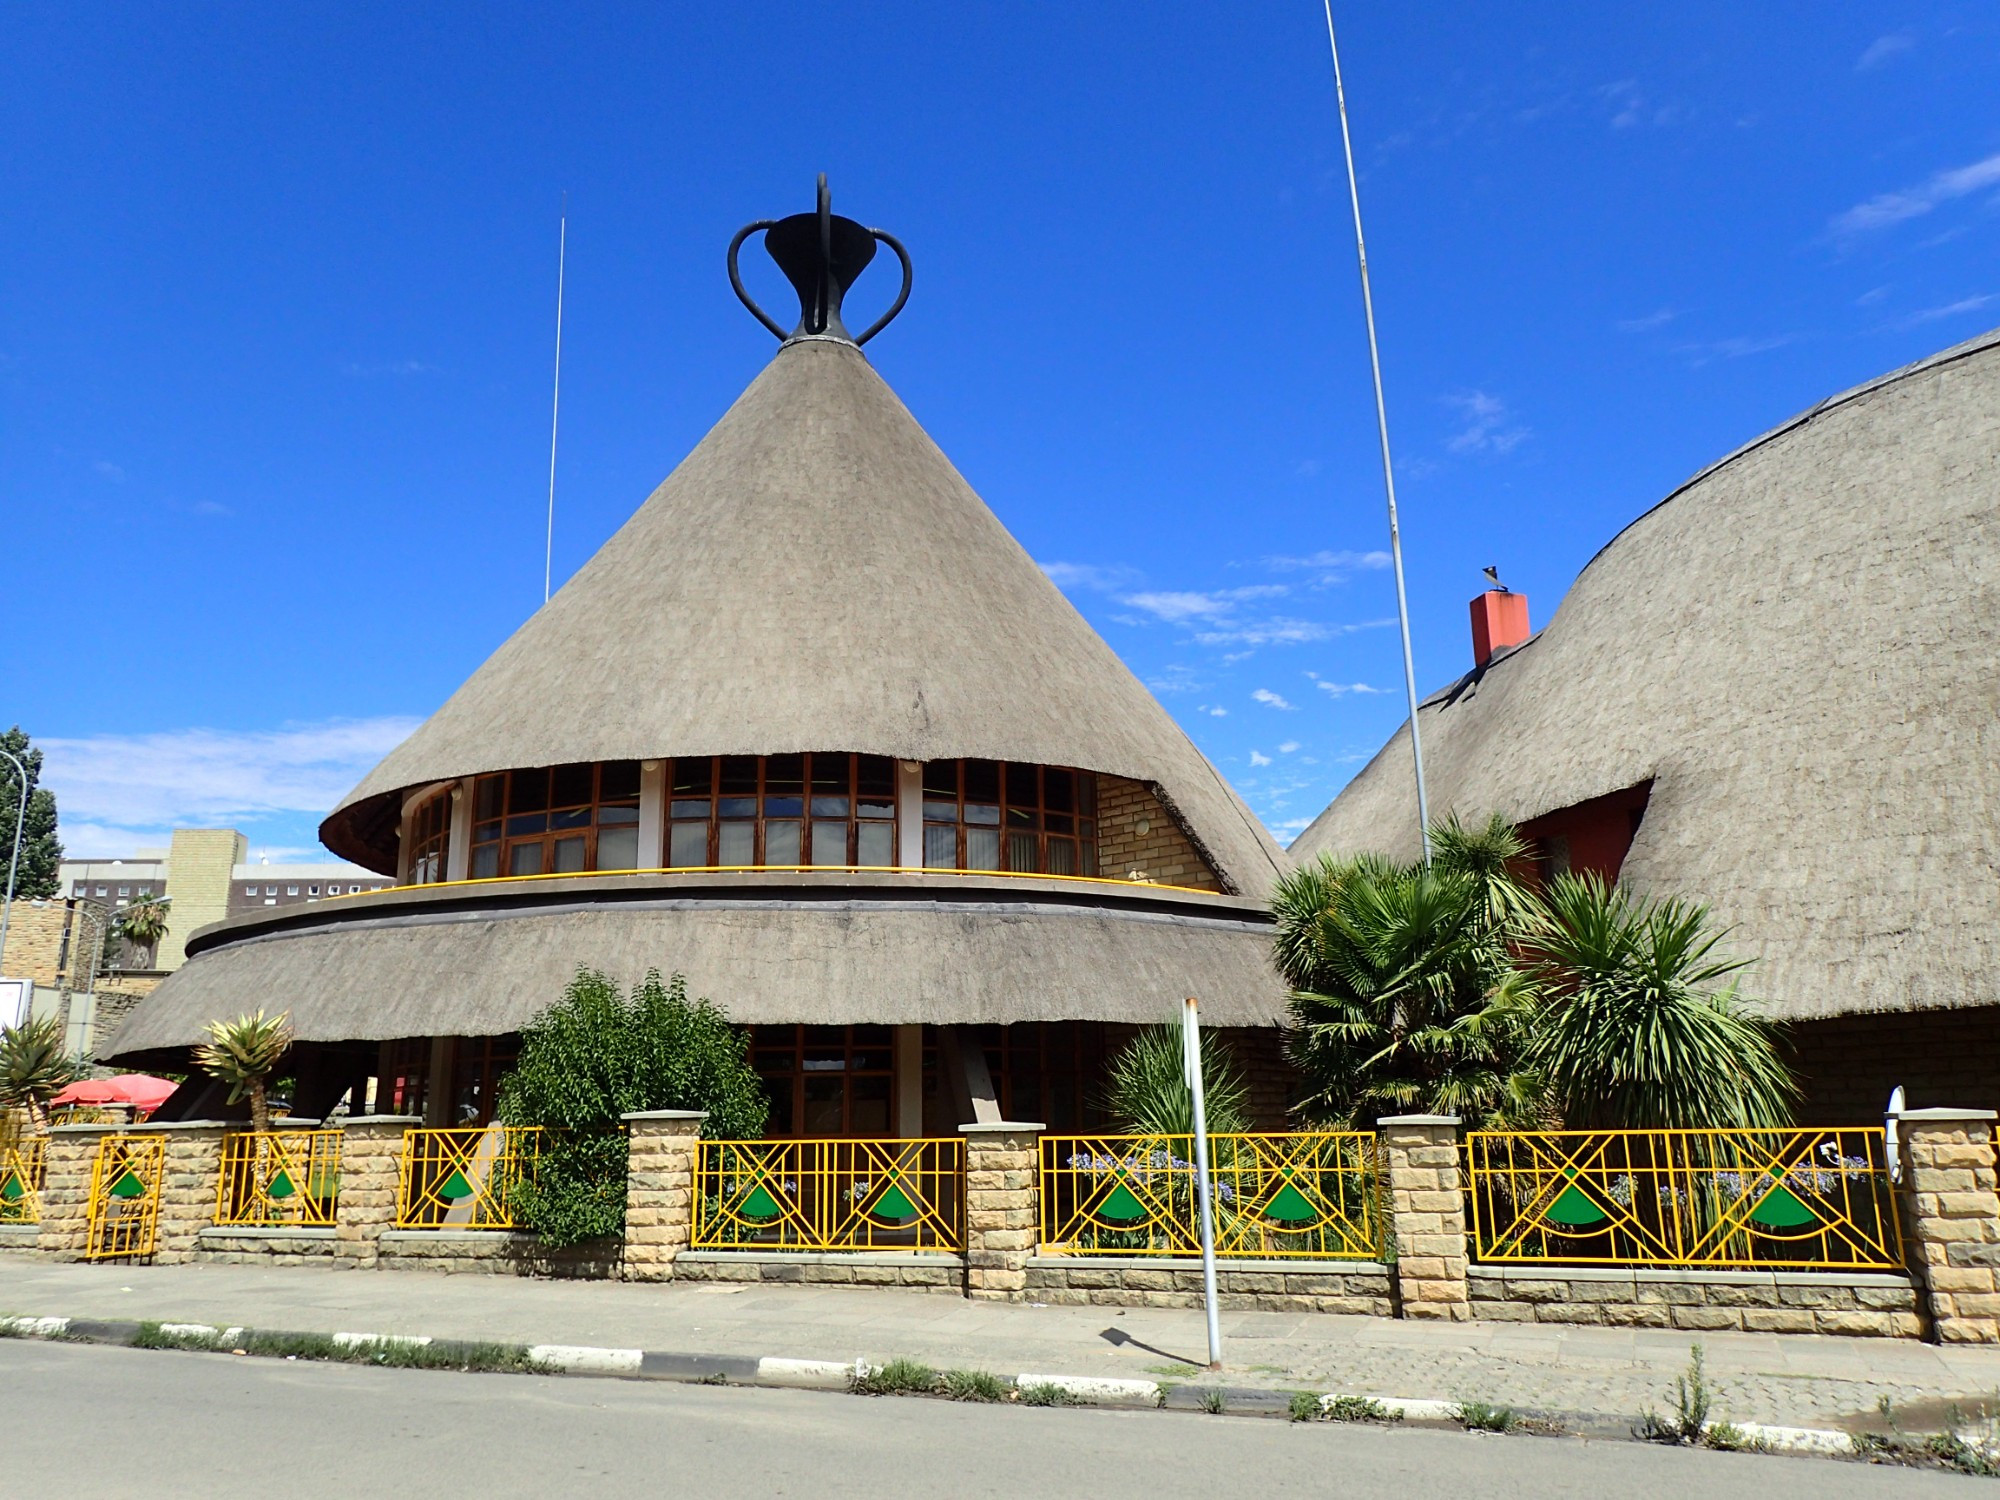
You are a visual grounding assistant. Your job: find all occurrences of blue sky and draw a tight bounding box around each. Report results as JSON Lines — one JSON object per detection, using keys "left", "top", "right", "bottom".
{"left": 4, "top": 3, "right": 1996, "bottom": 861}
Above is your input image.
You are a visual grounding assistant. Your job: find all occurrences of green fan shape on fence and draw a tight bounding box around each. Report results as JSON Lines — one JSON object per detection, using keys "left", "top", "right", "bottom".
{"left": 1748, "top": 1168, "right": 1816, "bottom": 1229}
{"left": 1540, "top": 1167, "right": 1608, "bottom": 1228}
{"left": 108, "top": 1169, "right": 147, "bottom": 1200}
{"left": 1093, "top": 1176, "right": 1148, "bottom": 1224}
{"left": 0, "top": 1172, "right": 23, "bottom": 1203}
{"left": 266, "top": 1169, "right": 296, "bottom": 1200}
{"left": 738, "top": 1181, "right": 783, "bottom": 1221}
{"left": 869, "top": 1170, "right": 917, "bottom": 1222}
{"left": 1263, "top": 1179, "right": 1320, "bottom": 1225}
{"left": 438, "top": 1169, "right": 474, "bottom": 1202}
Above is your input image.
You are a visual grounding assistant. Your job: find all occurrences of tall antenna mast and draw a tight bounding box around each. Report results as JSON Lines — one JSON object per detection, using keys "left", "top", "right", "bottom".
{"left": 544, "top": 194, "right": 567, "bottom": 605}
{"left": 1321, "top": 1, "right": 1432, "bottom": 861}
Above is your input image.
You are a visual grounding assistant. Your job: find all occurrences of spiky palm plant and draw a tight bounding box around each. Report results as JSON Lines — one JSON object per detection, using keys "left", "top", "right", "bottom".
{"left": 1523, "top": 874, "right": 1796, "bottom": 1130}
{"left": 1104, "top": 1024, "right": 1251, "bottom": 1137}
{"left": 193, "top": 1010, "right": 294, "bottom": 1134}
{"left": 1274, "top": 852, "right": 1542, "bottom": 1129}
{"left": 0, "top": 1016, "right": 82, "bottom": 1134}
{"left": 114, "top": 896, "right": 171, "bottom": 967}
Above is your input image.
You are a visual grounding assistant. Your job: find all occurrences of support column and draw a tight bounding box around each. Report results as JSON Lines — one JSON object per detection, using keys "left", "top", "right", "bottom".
{"left": 1379, "top": 1114, "right": 1469, "bottom": 1321}
{"left": 637, "top": 760, "right": 666, "bottom": 870}
{"left": 961, "top": 1120, "right": 1042, "bottom": 1302}
{"left": 446, "top": 779, "right": 473, "bottom": 882}
{"left": 333, "top": 1116, "right": 421, "bottom": 1270}
{"left": 894, "top": 1025, "right": 924, "bottom": 1138}
{"left": 35, "top": 1123, "right": 119, "bottom": 1261}
{"left": 620, "top": 1110, "right": 704, "bottom": 1282}
{"left": 148, "top": 1123, "right": 229, "bottom": 1264}
{"left": 1900, "top": 1108, "right": 2000, "bottom": 1344}
{"left": 896, "top": 760, "right": 923, "bottom": 868}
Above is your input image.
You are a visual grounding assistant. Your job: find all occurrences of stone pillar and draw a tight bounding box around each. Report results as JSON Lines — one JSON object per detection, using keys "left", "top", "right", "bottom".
{"left": 961, "top": 1121, "right": 1043, "bottom": 1302}
{"left": 1900, "top": 1108, "right": 2000, "bottom": 1344}
{"left": 35, "top": 1123, "right": 119, "bottom": 1261}
{"left": 1379, "top": 1114, "right": 1469, "bottom": 1321}
{"left": 621, "top": 1110, "right": 704, "bottom": 1282}
{"left": 148, "top": 1123, "right": 228, "bottom": 1264}
{"left": 333, "top": 1116, "right": 420, "bottom": 1270}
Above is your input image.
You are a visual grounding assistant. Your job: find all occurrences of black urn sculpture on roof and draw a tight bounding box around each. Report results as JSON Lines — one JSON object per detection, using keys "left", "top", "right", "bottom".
{"left": 728, "top": 174, "right": 912, "bottom": 346}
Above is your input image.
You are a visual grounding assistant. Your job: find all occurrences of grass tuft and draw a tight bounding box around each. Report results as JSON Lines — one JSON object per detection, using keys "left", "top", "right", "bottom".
{"left": 1018, "top": 1380, "right": 1080, "bottom": 1407}
{"left": 1456, "top": 1400, "right": 1515, "bottom": 1433}
{"left": 1636, "top": 1344, "right": 1715, "bottom": 1445}
{"left": 850, "top": 1358, "right": 940, "bottom": 1397}
{"left": 1196, "top": 1387, "right": 1226, "bottom": 1415}
{"left": 1288, "top": 1391, "right": 1323, "bottom": 1423}
{"left": 940, "top": 1369, "right": 1010, "bottom": 1403}
{"left": 1322, "top": 1394, "right": 1398, "bottom": 1424}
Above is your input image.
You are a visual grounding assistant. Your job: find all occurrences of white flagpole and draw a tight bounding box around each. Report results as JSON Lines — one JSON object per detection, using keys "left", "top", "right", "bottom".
{"left": 1183, "top": 996, "right": 1223, "bottom": 1369}
{"left": 544, "top": 194, "right": 567, "bottom": 606}
{"left": 1321, "top": 1, "right": 1432, "bottom": 860}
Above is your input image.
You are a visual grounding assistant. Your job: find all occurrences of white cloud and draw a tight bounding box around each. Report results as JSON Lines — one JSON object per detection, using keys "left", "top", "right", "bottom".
{"left": 1832, "top": 152, "right": 2000, "bottom": 236}
{"left": 1896, "top": 294, "right": 1997, "bottom": 327}
{"left": 1856, "top": 33, "right": 1914, "bottom": 71}
{"left": 1040, "top": 560, "right": 1141, "bottom": 592}
{"left": 1315, "top": 679, "right": 1390, "bottom": 698}
{"left": 1120, "top": 586, "right": 1287, "bottom": 624}
{"left": 1616, "top": 308, "right": 1676, "bottom": 333}
{"left": 92, "top": 460, "right": 126, "bottom": 482}
{"left": 38, "top": 717, "right": 421, "bottom": 840}
{"left": 1252, "top": 688, "right": 1296, "bottom": 711}
{"left": 340, "top": 359, "right": 438, "bottom": 377}
{"left": 1444, "top": 391, "right": 1530, "bottom": 456}
{"left": 1278, "top": 741, "right": 1301, "bottom": 754}
{"left": 1263, "top": 549, "right": 1391, "bottom": 573}
{"left": 1193, "top": 616, "right": 1393, "bottom": 648}
{"left": 1673, "top": 334, "right": 1793, "bottom": 367}
{"left": 1248, "top": 750, "right": 1273, "bottom": 767}
{"left": 1196, "top": 704, "right": 1228, "bottom": 717}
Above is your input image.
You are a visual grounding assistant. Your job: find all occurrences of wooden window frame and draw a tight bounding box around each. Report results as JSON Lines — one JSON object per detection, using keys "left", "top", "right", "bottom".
{"left": 665, "top": 754, "right": 898, "bottom": 870}
{"left": 750, "top": 1024, "right": 897, "bottom": 1137}
{"left": 920, "top": 760, "right": 1098, "bottom": 877}
{"left": 406, "top": 789, "right": 454, "bottom": 885}
{"left": 468, "top": 762, "right": 642, "bottom": 880}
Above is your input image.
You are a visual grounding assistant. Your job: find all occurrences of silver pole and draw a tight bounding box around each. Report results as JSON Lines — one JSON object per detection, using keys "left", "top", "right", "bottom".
{"left": 0, "top": 749, "right": 31, "bottom": 1016}
{"left": 1321, "top": 0, "right": 1432, "bottom": 860}
{"left": 1183, "top": 996, "right": 1223, "bottom": 1369}
{"left": 544, "top": 195, "right": 568, "bottom": 605}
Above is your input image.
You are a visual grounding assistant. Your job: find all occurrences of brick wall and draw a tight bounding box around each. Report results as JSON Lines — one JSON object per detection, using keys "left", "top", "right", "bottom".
{"left": 1787, "top": 1007, "right": 2000, "bottom": 1124}
{"left": 0, "top": 899, "right": 107, "bottom": 989}
{"left": 157, "top": 828, "right": 247, "bottom": 970}
{"left": 1095, "top": 776, "right": 1221, "bottom": 892}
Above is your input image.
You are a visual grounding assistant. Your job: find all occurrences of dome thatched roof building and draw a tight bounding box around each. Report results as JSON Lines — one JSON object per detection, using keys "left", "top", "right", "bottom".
{"left": 1294, "top": 327, "right": 2000, "bottom": 1121}
{"left": 110, "top": 186, "right": 1291, "bottom": 1133}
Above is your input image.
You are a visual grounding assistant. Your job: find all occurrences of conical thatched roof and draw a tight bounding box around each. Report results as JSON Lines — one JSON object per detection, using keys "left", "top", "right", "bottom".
{"left": 1294, "top": 327, "right": 2000, "bottom": 1021}
{"left": 324, "top": 337, "right": 1285, "bottom": 896}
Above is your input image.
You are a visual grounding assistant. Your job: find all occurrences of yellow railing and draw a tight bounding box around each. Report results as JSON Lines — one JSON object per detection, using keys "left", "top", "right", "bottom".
{"left": 85, "top": 1134, "right": 165, "bottom": 1261}
{"left": 1, "top": 1137, "right": 47, "bottom": 1224}
{"left": 396, "top": 1126, "right": 542, "bottom": 1229}
{"left": 215, "top": 1131, "right": 342, "bottom": 1227}
{"left": 1040, "top": 1133, "right": 1383, "bottom": 1259}
{"left": 692, "top": 1138, "right": 964, "bottom": 1252}
{"left": 1466, "top": 1127, "right": 1905, "bottom": 1269}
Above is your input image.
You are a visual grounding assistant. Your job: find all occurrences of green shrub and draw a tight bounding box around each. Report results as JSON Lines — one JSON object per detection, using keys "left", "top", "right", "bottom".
{"left": 940, "top": 1369, "right": 1010, "bottom": 1402}
{"left": 1018, "top": 1381, "right": 1080, "bottom": 1407}
{"left": 1456, "top": 1400, "right": 1515, "bottom": 1432}
{"left": 851, "top": 1358, "right": 939, "bottom": 1396}
{"left": 499, "top": 968, "right": 768, "bottom": 1247}
{"left": 1104, "top": 1025, "right": 1249, "bottom": 1136}
{"left": 1288, "top": 1391, "right": 1323, "bottom": 1422}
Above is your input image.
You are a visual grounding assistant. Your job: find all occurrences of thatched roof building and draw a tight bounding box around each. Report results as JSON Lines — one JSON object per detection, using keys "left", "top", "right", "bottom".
{"left": 1294, "top": 327, "right": 2000, "bottom": 1119}
{"left": 108, "top": 185, "right": 1290, "bottom": 1131}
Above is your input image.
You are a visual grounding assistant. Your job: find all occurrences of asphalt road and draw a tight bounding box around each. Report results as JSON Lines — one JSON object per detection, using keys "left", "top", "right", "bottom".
{"left": 0, "top": 1342, "right": 1985, "bottom": 1499}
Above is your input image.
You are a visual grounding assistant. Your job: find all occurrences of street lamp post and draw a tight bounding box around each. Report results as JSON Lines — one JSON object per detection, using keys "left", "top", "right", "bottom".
{"left": 0, "top": 749, "right": 33, "bottom": 1025}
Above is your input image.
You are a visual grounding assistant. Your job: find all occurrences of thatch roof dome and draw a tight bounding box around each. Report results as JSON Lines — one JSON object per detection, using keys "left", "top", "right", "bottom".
{"left": 1293, "top": 327, "right": 2000, "bottom": 1021}
{"left": 322, "top": 334, "right": 1285, "bottom": 897}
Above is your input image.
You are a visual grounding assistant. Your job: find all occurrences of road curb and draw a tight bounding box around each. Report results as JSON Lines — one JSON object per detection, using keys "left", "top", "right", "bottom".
{"left": 0, "top": 1313, "right": 1860, "bottom": 1458}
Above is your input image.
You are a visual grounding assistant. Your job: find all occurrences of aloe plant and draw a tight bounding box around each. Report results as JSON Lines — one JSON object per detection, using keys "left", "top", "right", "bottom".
{"left": 193, "top": 1010, "right": 294, "bottom": 1134}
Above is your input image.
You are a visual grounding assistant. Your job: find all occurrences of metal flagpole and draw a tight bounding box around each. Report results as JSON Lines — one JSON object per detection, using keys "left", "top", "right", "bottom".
{"left": 544, "top": 194, "right": 568, "bottom": 605}
{"left": 1320, "top": 0, "right": 1432, "bottom": 861}
{"left": 1183, "top": 996, "right": 1223, "bottom": 1370}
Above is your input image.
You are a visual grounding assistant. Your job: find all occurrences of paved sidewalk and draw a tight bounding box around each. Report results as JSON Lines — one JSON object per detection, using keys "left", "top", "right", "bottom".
{"left": 6, "top": 1259, "right": 2000, "bottom": 1432}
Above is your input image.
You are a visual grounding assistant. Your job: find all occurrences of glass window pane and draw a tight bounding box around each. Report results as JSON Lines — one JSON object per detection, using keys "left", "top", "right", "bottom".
{"left": 810, "top": 821, "right": 848, "bottom": 865}
{"left": 923, "top": 800, "right": 958, "bottom": 824}
{"left": 717, "top": 797, "right": 757, "bottom": 818}
{"left": 672, "top": 757, "right": 713, "bottom": 797}
{"left": 966, "top": 827, "right": 1001, "bottom": 871}
{"left": 670, "top": 799, "right": 710, "bottom": 818}
{"left": 764, "top": 754, "right": 803, "bottom": 794}
{"left": 474, "top": 775, "right": 504, "bottom": 820}
{"left": 810, "top": 754, "right": 849, "bottom": 793}
{"left": 474, "top": 820, "right": 501, "bottom": 845}
{"left": 803, "top": 1077, "right": 844, "bottom": 1135}
{"left": 1047, "top": 838, "right": 1077, "bottom": 876}
{"left": 550, "top": 762, "right": 593, "bottom": 809}
{"left": 719, "top": 756, "right": 758, "bottom": 796}
{"left": 1007, "top": 831, "right": 1039, "bottom": 872}
{"left": 1045, "top": 812, "right": 1073, "bottom": 834}
{"left": 963, "top": 759, "right": 1000, "bottom": 803}
{"left": 810, "top": 796, "right": 850, "bottom": 817}
{"left": 921, "top": 760, "right": 958, "bottom": 799}
{"left": 764, "top": 821, "right": 801, "bottom": 865}
{"left": 597, "top": 803, "right": 639, "bottom": 825}
{"left": 1044, "top": 768, "right": 1074, "bottom": 813}
{"left": 923, "top": 824, "right": 958, "bottom": 869}
{"left": 856, "top": 755, "right": 894, "bottom": 799}
{"left": 472, "top": 846, "right": 501, "bottom": 879}
{"left": 1006, "top": 763, "right": 1038, "bottom": 808}
{"left": 1081, "top": 843, "right": 1098, "bottom": 877}
{"left": 1078, "top": 772, "right": 1097, "bottom": 815}
{"left": 508, "top": 843, "right": 544, "bottom": 877}
{"left": 509, "top": 768, "right": 550, "bottom": 813}
{"left": 669, "top": 822, "right": 709, "bottom": 867}
{"left": 507, "top": 812, "right": 549, "bottom": 837}
{"left": 763, "top": 796, "right": 804, "bottom": 818}
{"left": 856, "top": 822, "right": 894, "bottom": 868}
{"left": 551, "top": 836, "right": 587, "bottom": 873}
{"left": 718, "top": 821, "right": 755, "bottom": 865}
{"left": 598, "top": 760, "right": 641, "bottom": 801}
{"left": 857, "top": 799, "right": 894, "bottom": 820}
{"left": 551, "top": 807, "right": 591, "bottom": 830}
{"left": 849, "top": 1076, "right": 891, "bottom": 1134}
{"left": 964, "top": 803, "right": 1000, "bottom": 825}
{"left": 596, "top": 826, "right": 639, "bottom": 871}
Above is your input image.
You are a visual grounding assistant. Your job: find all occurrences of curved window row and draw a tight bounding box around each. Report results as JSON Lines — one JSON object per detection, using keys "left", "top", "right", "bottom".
{"left": 471, "top": 761, "right": 641, "bottom": 879}
{"left": 668, "top": 754, "right": 897, "bottom": 868}
{"left": 406, "top": 789, "right": 454, "bottom": 885}
{"left": 921, "top": 760, "right": 1097, "bottom": 877}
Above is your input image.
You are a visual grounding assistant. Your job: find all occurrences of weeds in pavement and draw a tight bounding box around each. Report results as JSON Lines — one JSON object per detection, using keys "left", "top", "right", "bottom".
{"left": 941, "top": 1369, "right": 1010, "bottom": 1403}
{"left": 1196, "top": 1388, "right": 1226, "bottom": 1415}
{"left": 128, "top": 1323, "right": 548, "bottom": 1374}
{"left": 1320, "top": 1394, "right": 1398, "bottom": 1424}
{"left": 1018, "top": 1381, "right": 1080, "bottom": 1407}
{"left": 850, "top": 1358, "right": 940, "bottom": 1396}
{"left": 1456, "top": 1401, "right": 1515, "bottom": 1433}
{"left": 1288, "top": 1392, "right": 1322, "bottom": 1423}
{"left": 1854, "top": 1402, "right": 2000, "bottom": 1478}
{"left": 1636, "top": 1344, "right": 1714, "bottom": 1445}
{"left": 1701, "top": 1421, "right": 1763, "bottom": 1453}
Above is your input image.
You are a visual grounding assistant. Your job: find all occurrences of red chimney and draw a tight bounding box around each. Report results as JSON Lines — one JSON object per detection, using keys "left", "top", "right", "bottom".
{"left": 1470, "top": 589, "right": 1529, "bottom": 668}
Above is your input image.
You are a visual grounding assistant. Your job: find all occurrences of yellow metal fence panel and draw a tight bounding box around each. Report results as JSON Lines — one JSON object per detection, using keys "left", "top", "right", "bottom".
{"left": 1040, "top": 1133, "right": 1382, "bottom": 1259}
{"left": 214, "top": 1131, "right": 343, "bottom": 1227}
{"left": 693, "top": 1138, "right": 964, "bottom": 1252}
{"left": 1, "top": 1137, "right": 46, "bottom": 1224}
{"left": 396, "top": 1126, "right": 541, "bottom": 1229}
{"left": 85, "top": 1134, "right": 165, "bottom": 1261}
{"left": 1466, "top": 1127, "right": 1904, "bottom": 1270}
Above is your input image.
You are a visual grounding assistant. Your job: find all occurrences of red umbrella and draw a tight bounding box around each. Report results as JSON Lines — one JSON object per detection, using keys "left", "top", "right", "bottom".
{"left": 50, "top": 1075, "right": 180, "bottom": 1117}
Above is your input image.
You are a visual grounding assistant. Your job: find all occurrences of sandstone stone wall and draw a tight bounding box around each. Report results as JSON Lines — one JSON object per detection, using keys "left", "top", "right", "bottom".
{"left": 196, "top": 1227, "right": 336, "bottom": 1265}
{"left": 675, "top": 1251, "right": 965, "bottom": 1291}
{"left": 1469, "top": 1266, "right": 1922, "bottom": 1337}
{"left": 1025, "top": 1257, "right": 1391, "bottom": 1315}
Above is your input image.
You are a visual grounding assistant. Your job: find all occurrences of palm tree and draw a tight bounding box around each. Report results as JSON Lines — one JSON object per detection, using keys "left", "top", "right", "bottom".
{"left": 1523, "top": 874, "right": 1796, "bottom": 1130}
{"left": 1104, "top": 1025, "right": 1250, "bottom": 1136}
{"left": 113, "top": 896, "right": 171, "bottom": 968}
{"left": 0, "top": 1016, "right": 82, "bottom": 1134}
{"left": 1273, "top": 824, "right": 1543, "bottom": 1129}
{"left": 193, "top": 1010, "right": 294, "bottom": 1134}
